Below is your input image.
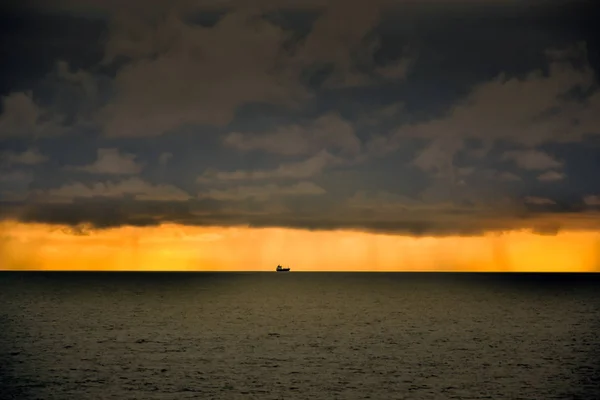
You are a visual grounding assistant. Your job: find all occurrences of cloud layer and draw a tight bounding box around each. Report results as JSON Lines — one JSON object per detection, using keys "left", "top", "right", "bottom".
{"left": 0, "top": 0, "right": 599, "bottom": 235}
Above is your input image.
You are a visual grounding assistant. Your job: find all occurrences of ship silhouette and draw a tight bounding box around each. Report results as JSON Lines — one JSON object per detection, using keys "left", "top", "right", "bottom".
{"left": 276, "top": 264, "right": 290, "bottom": 272}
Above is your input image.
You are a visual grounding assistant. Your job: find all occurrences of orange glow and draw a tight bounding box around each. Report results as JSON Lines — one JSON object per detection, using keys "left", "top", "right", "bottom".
{"left": 0, "top": 220, "right": 599, "bottom": 271}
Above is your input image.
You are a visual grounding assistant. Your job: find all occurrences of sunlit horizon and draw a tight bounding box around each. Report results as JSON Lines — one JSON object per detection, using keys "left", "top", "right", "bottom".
{"left": 2, "top": 220, "right": 599, "bottom": 272}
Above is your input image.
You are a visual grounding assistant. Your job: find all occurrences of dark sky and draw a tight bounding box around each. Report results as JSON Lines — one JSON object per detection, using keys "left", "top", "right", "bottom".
{"left": 1, "top": 0, "right": 599, "bottom": 235}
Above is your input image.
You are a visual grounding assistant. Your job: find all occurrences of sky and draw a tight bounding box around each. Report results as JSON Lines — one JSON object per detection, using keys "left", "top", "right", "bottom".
{"left": 1, "top": 0, "right": 600, "bottom": 271}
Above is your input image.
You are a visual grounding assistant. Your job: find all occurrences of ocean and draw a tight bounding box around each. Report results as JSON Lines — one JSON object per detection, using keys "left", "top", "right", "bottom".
{"left": 1, "top": 272, "right": 599, "bottom": 399}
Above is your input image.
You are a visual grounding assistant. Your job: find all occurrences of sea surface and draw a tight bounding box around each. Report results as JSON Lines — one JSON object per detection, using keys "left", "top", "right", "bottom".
{"left": 1, "top": 272, "right": 599, "bottom": 399}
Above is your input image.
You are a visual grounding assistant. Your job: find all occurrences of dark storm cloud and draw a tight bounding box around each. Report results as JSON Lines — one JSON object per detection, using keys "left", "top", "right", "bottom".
{"left": 2, "top": 193, "right": 599, "bottom": 236}
{"left": 1, "top": 0, "right": 599, "bottom": 235}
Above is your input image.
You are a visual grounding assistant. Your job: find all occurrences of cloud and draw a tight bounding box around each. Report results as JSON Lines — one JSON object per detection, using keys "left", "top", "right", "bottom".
{"left": 374, "top": 43, "right": 599, "bottom": 168}
{"left": 60, "top": 224, "right": 93, "bottom": 236}
{"left": 537, "top": 170, "right": 566, "bottom": 182}
{"left": 290, "top": 0, "right": 401, "bottom": 88}
{"left": 0, "top": 171, "right": 35, "bottom": 202}
{"left": 440, "top": 47, "right": 597, "bottom": 146}
{"left": 497, "top": 172, "right": 522, "bottom": 182}
{"left": 465, "top": 169, "right": 522, "bottom": 182}
{"left": 583, "top": 195, "right": 600, "bottom": 206}
{"left": 0, "top": 92, "right": 39, "bottom": 137}
{"left": 41, "top": 177, "right": 191, "bottom": 203}
{"left": 49, "top": 61, "right": 108, "bottom": 122}
{"left": 159, "top": 152, "right": 173, "bottom": 166}
{"left": 24, "top": 0, "right": 412, "bottom": 138}
{"left": 1, "top": 0, "right": 598, "bottom": 238}
{"left": 358, "top": 102, "right": 405, "bottom": 127}
{"left": 0, "top": 92, "right": 64, "bottom": 138}
{"left": 0, "top": 170, "right": 33, "bottom": 184}
{"left": 3, "top": 184, "right": 600, "bottom": 236}
{"left": 198, "top": 150, "right": 343, "bottom": 182}
{"left": 70, "top": 148, "right": 143, "bottom": 174}
{"left": 10, "top": 0, "right": 559, "bottom": 144}
{"left": 502, "top": 149, "right": 562, "bottom": 170}
{"left": 55, "top": 61, "right": 99, "bottom": 103}
{"left": 98, "top": 9, "right": 310, "bottom": 137}
{"left": 199, "top": 181, "right": 326, "bottom": 201}
{"left": 412, "top": 137, "right": 464, "bottom": 177}
{"left": 524, "top": 196, "right": 556, "bottom": 205}
{"left": 224, "top": 114, "right": 360, "bottom": 156}
{"left": 347, "top": 190, "right": 428, "bottom": 213}
{"left": 1, "top": 149, "right": 48, "bottom": 166}
{"left": 375, "top": 56, "right": 413, "bottom": 80}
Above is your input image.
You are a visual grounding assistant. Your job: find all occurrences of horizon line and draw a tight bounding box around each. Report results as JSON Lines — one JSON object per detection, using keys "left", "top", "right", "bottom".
{"left": 2, "top": 270, "right": 598, "bottom": 274}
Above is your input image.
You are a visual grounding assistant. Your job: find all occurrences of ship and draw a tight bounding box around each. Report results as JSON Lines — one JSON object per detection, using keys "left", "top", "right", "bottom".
{"left": 276, "top": 264, "right": 290, "bottom": 272}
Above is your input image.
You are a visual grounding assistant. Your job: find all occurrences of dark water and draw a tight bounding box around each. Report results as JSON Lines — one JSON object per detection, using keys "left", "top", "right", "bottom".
{"left": 1, "top": 273, "right": 599, "bottom": 399}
